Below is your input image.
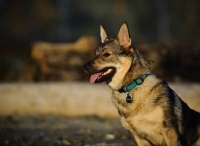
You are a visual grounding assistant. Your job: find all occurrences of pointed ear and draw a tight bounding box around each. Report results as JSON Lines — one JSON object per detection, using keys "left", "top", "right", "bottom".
{"left": 100, "top": 25, "right": 108, "bottom": 43}
{"left": 116, "top": 22, "right": 131, "bottom": 47}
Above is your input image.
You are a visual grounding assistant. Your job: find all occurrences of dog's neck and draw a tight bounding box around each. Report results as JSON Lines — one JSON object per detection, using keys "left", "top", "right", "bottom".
{"left": 123, "top": 60, "right": 150, "bottom": 86}
{"left": 107, "top": 52, "right": 151, "bottom": 91}
{"left": 106, "top": 56, "right": 132, "bottom": 90}
{"left": 118, "top": 73, "right": 151, "bottom": 93}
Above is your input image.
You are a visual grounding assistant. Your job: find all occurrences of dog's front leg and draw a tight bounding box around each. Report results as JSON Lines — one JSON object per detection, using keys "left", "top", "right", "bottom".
{"left": 163, "top": 128, "right": 181, "bottom": 146}
{"left": 132, "top": 134, "right": 153, "bottom": 146}
{"left": 121, "top": 117, "right": 152, "bottom": 146}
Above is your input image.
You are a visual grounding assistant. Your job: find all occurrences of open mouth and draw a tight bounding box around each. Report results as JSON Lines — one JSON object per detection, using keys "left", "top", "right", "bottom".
{"left": 90, "top": 67, "right": 115, "bottom": 83}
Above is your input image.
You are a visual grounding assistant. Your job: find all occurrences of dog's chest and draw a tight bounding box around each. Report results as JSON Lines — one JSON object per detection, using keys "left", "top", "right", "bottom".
{"left": 112, "top": 91, "right": 165, "bottom": 144}
{"left": 121, "top": 109, "right": 165, "bottom": 145}
{"left": 112, "top": 91, "right": 141, "bottom": 116}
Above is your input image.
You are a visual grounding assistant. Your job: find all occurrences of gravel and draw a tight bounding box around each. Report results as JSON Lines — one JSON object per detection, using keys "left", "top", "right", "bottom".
{"left": 0, "top": 115, "right": 135, "bottom": 146}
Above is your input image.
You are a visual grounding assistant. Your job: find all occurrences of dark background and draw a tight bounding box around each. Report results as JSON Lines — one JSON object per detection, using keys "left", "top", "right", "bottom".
{"left": 0, "top": 0, "right": 200, "bottom": 82}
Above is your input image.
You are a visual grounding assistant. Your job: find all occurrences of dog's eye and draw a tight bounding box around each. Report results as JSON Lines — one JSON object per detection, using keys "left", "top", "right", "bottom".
{"left": 103, "top": 53, "right": 111, "bottom": 57}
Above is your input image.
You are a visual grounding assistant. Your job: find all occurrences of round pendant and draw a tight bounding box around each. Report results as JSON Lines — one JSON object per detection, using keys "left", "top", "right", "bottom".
{"left": 126, "top": 93, "right": 132, "bottom": 103}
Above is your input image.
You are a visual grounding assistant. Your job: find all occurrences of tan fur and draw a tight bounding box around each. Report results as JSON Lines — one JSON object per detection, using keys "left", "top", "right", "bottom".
{"left": 108, "top": 56, "right": 132, "bottom": 90}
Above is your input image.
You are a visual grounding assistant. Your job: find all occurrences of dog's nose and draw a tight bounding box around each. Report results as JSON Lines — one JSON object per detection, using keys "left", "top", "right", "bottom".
{"left": 83, "top": 63, "right": 91, "bottom": 72}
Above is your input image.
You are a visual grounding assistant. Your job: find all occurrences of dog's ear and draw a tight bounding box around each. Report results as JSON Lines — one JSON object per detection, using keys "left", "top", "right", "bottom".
{"left": 116, "top": 22, "right": 131, "bottom": 47}
{"left": 100, "top": 25, "right": 108, "bottom": 43}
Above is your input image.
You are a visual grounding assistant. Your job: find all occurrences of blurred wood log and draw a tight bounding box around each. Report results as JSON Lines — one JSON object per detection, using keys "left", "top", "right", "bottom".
{"left": 31, "top": 35, "right": 98, "bottom": 81}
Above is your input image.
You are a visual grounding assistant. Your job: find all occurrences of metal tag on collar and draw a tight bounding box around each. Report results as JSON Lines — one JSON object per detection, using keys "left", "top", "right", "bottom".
{"left": 126, "top": 93, "right": 132, "bottom": 103}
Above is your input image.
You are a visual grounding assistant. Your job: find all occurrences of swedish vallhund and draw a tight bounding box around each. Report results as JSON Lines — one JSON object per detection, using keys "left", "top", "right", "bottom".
{"left": 84, "top": 22, "right": 200, "bottom": 146}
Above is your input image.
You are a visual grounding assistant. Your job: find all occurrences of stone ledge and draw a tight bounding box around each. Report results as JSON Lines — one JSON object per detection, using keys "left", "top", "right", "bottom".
{"left": 0, "top": 82, "right": 200, "bottom": 117}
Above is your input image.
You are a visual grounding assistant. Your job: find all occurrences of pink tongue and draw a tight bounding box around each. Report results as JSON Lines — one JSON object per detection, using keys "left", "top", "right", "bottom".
{"left": 90, "top": 72, "right": 102, "bottom": 83}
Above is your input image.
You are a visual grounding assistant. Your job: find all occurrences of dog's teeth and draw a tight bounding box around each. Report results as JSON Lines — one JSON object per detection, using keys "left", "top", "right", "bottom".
{"left": 97, "top": 68, "right": 113, "bottom": 81}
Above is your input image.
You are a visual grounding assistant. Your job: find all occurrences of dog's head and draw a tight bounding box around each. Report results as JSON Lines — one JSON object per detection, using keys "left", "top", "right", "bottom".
{"left": 84, "top": 22, "right": 148, "bottom": 90}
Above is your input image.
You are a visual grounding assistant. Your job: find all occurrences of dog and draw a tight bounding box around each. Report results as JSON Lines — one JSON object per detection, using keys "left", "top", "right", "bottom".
{"left": 84, "top": 22, "right": 200, "bottom": 146}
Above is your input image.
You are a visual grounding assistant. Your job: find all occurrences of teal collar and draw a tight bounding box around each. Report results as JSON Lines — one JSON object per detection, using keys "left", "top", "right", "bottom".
{"left": 119, "top": 73, "right": 151, "bottom": 93}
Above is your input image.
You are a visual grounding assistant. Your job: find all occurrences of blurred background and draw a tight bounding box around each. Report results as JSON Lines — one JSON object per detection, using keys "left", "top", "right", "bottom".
{"left": 0, "top": 0, "right": 200, "bottom": 82}
{"left": 1, "top": 1, "right": 200, "bottom": 145}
